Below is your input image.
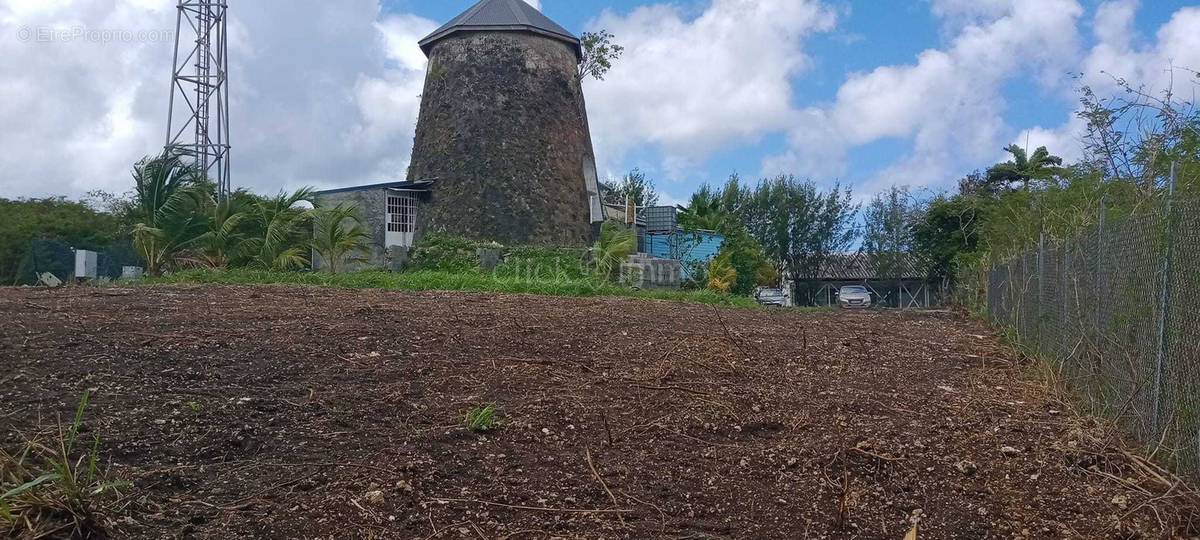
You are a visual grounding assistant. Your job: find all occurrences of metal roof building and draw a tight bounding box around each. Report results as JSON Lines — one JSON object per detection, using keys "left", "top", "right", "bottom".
{"left": 789, "top": 252, "right": 944, "bottom": 308}
{"left": 418, "top": 0, "right": 583, "bottom": 59}
{"left": 814, "top": 252, "right": 927, "bottom": 281}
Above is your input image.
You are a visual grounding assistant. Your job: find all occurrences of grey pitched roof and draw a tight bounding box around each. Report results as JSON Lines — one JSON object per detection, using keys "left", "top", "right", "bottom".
{"left": 313, "top": 179, "right": 436, "bottom": 196}
{"left": 419, "top": 0, "right": 582, "bottom": 59}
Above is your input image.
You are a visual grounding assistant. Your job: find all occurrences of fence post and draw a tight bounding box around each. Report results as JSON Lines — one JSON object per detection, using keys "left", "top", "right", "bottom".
{"left": 1152, "top": 162, "right": 1177, "bottom": 439}
{"left": 1037, "top": 232, "right": 1045, "bottom": 344}
{"left": 1097, "top": 198, "right": 1105, "bottom": 350}
{"left": 1063, "top": 240, "right": 1070, "bottom": 358}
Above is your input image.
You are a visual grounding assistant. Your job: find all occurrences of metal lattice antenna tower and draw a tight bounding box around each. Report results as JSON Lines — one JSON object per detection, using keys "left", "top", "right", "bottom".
{"left": 165, "top": 1, "right": 231, "bottom": 197}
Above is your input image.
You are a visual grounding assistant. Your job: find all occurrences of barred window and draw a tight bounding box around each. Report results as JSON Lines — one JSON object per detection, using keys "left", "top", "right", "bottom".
{"left": 387, "top": 195, "right": 415, "bottom": 233}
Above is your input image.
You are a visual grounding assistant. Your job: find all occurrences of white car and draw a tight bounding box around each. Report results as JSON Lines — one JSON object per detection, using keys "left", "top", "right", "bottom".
{"left": 754, "top": 287, "right": 788, "bottom": 307}
{"left": 836, "top": 285, "right": 872, "bottom": 309}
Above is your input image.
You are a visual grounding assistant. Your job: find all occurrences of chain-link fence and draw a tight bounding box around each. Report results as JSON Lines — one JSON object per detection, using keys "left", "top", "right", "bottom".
{"left": 12, "top": 237, "right": 140, "bottom": 285}
{"left": 984, "top": 181, "right": 1200, "bottom": 474}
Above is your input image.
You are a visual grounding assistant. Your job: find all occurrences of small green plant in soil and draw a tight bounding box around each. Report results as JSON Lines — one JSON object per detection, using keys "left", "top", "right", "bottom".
{"left": 1, "top": 389, "right": 128, "bottom": 538}
{"left": 462, "top": 404, "right": 499, "bottom": 432}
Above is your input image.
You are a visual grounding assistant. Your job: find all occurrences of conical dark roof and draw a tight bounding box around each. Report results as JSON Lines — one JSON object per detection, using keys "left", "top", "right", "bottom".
{"left": 419, "top": 0, "right": 582, "bottom": 60}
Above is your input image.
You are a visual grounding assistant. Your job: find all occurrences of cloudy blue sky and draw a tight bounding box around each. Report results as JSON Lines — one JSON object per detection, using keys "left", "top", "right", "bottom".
{"left": 1, "top": 0, "right": 1197, "bottom": 205}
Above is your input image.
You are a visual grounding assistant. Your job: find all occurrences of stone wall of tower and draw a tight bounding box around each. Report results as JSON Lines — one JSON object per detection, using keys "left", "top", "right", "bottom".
{"left": 406, "top": 31, "right": 596, "bottom": 246}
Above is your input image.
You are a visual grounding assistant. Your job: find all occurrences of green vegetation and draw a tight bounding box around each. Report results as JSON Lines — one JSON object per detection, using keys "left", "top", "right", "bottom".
{"left": 674, "top": 173, "right": 857, "bottom": 298}
{"left": 578, "top": 29, "right": 624, "bottom": 82}
{"left": 706, "top": 254, "right": 737, "bottom": 293}
{"left": 310, "top": 203, "right": 371, "bottom": 274}
{"left": 240, "top": 188, "right": 316, "bottom": 271}
{"left": 0, "top": 197, "right": 131, "bottom": 286}
{"left": 461, "top": 404, "right": 499, "bottom": 432}
{"left": 130, "top": 153, "right": 212, "bottom": 275}
{"left": 600, "top": 168, "right": 659, "bottom": 207}
{"left": 896, "top": 78, "right": 1200, "bottom": 299}
{"left": 985, "top": 144, "right": 1067, "bottom": 193}
{"left": 494, "top": 245, "right": 587, "bottom": 281}
{"left": 1, "top": 390, "right": 128, "bottom": 538}
{"left": 591, "top": 220, "right": 636, "bottom": 280}
{"left": 147, "top": 268, "right": 760, "bottom": 307}
{"left": 409, "top": 233, "right": 490, "bottom": 273}
{"left": 123, "top": 152, "right": 322, "bottom": 275}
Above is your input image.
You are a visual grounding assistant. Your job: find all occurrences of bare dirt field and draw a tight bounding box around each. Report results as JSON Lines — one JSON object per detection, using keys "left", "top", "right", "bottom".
{"left": 2, "top": 285, "right": 1197, "bottom": 539}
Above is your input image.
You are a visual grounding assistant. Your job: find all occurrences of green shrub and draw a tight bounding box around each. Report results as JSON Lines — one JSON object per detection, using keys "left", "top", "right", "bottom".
{"left": 147, "top": 268, "right": 760, "bottom": 308}
{"left": 410, "top": 233, "right": 484, "bottom": 272}
{"left": 493, "top": 246, "right": 588, "bottom": 280}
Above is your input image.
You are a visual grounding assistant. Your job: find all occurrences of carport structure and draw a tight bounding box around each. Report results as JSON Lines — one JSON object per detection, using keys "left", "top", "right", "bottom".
{"left": 793, "top": 252, "right": 943, "bottom": 308}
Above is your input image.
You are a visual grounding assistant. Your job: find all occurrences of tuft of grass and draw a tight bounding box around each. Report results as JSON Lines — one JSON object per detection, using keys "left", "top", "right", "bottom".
{"left": 1, "top": 390, "right": 128, "bottom": 539}
{"left": 145, "top": 268, "right": 761, "bottom": 308}
{"left": 462, "top": 404, "right": 499, "bottom": 432}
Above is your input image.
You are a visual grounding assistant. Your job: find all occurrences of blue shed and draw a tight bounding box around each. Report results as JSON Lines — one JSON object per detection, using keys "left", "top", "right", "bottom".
{"left": 643, "top": 229, "right": 724, "bottom": 279}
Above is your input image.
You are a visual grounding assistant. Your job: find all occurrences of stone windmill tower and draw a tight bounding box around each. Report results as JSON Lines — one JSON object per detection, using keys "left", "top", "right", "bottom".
{"left": 407, "top": 0, "right": 602, "bottom": 246}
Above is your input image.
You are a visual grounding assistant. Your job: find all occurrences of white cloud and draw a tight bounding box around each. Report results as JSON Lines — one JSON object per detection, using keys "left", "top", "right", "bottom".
{"left": 523, "top": 0, "right": 542, "bottom": 10}
{"left": 1081, "top": 2, "right": 1200, "bottom": 93}
{"left": 764, "top": 0, "right": 1084, "bottom": 194}
{"left": 3, "top": 0, "right": 1196, "bottom": 205}
{"left": 0, "top": 1, "right": 176, "bottom": 197}
{"left": 0, "top": 0, "right": 435, "bottom": 199}
{"left": 1013, "top": 2, "right": 1200, "bottom": 172}
{"left": 582, "top": 0, "right": 836, "bottom": 176}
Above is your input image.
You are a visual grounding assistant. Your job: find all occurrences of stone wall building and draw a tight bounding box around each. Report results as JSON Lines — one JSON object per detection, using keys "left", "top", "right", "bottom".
{"left": 313, "top": 0, "right": 603, "bottom": 270}
{"left": 407, "top": 0, "right": 602, "bottom": 246}
{"left": 312, "top": 180, "right": 433, "bottom": 271}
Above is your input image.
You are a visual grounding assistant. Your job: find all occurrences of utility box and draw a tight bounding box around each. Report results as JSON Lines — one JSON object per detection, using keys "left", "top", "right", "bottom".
{"left": 121, "top": 266, "right": 144, "bottom": 280}
{"left": 74, "top": 250, "right": 98, "bottom": 279}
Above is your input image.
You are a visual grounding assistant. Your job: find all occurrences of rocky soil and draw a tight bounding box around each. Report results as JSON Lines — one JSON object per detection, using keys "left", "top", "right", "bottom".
{"left": 2, "top": 285, "right": 1197, "bottom": 538}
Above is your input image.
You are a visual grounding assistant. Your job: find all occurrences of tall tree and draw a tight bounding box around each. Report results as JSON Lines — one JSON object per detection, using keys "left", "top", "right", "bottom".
{"left": 986, "top": 145, "right": 1066, "bottom": 191}
{"left": 735, "top": 175, "right": 859, "bottom": 295}
{"left": 863, "top": 186, "right": 923, "bottom": 280}
{"left": 601, "top": 168, "right": 660, "bottom": 207}
{"left": 676, "top": 183, "right": 728, "bottom": 231}
{"left": 1077, "top": 81, "right": 1200, "bottom": 194}
{"left": 578, "top": 30, "right": 624, "bottom": 81}
{"left": 912, "top": 193, "right": 985, "bottom": 284}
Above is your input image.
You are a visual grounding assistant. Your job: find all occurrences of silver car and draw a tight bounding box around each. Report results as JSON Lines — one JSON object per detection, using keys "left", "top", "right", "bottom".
{"left": 754, "top": 288, "right": 788, "bottom": 307}
{"left": 837, "top": 285, "right": 872, "bottom": 309}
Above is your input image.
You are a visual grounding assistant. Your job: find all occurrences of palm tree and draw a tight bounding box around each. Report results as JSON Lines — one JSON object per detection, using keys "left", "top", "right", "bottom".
{"left": 130, "top": 152, "right": 211, "bottom": 275}
{"left": 592, "top": 220, "right": 636, "bottom": 280}
{"left": 310, "top": 203, "right": 372, "bottom": 273}
{"left": 676, "top": 184, "right": 729, "bottom": 232}
{"left": 244, "top": 188, "right": 315, "bottom": 271}
{"left": 192, "top": 190, "right": 255, "bottom": 268}
{"left": 986, "top": 145, "right": 1067, "bottom": 191}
